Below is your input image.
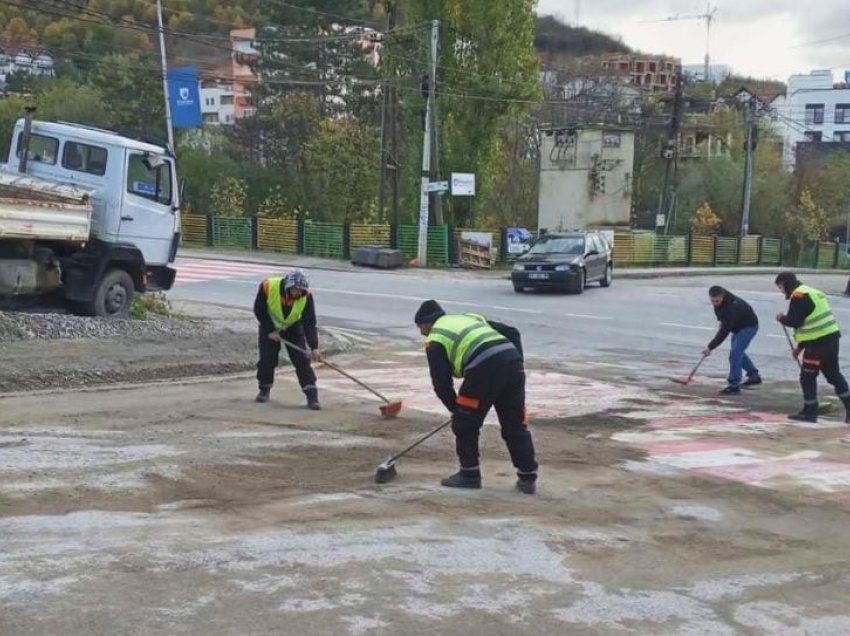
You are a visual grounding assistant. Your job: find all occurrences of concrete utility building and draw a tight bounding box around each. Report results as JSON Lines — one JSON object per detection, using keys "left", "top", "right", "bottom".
{"left": 537, "top": 126, "right": 635, "bottom": 232}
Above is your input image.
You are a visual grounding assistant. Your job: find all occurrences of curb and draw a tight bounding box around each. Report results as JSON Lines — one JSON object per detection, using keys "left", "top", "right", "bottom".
{"left": 181, "top": 248, "right": 849, "bottom": 281}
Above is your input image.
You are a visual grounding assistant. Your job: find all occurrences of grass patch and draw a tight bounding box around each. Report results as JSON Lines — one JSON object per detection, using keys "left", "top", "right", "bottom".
{"left": 130, "top": 292, "right": 175, "bottom": 319}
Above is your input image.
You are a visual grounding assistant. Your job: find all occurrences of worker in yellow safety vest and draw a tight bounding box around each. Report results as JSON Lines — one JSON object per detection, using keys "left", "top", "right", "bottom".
{"left": 775, "top": 272, "right": 850, "bottom": 423}
{"left": 414, "top": 300, "right": 538, "bottom": 494}
{"left": 253, "top": 270, "right": 323, "bottom": 409}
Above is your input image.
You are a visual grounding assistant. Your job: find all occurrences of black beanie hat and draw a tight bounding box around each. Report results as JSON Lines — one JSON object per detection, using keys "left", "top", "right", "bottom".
{"left": 414, "top": 299, "right": 445, "bottom": 325}
{"left": 775, "top": 271, "right": 799, "bottom": 292}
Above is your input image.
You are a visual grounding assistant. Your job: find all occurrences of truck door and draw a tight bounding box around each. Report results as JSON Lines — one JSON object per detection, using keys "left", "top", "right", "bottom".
{"left": 119, "top": 151, "right": 177, "bottom": 267}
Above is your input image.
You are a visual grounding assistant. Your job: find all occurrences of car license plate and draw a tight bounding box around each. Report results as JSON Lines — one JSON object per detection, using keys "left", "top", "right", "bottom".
{"left": 528, "top": 272, "right": 549, "bottom": 280}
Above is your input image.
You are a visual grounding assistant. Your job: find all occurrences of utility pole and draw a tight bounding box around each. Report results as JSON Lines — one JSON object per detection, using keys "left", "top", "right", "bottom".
{"left": 376, "top": 2, "right": 395, "bottom": 224}
{"left": 416, "top": 19, "right": 439, "bottom": 266}
{"left": 740, "top": 96, "right": 756, "bottom": 237}
{"left": 429, "top": 18, "right": 442, "bottom": 225}
{"left": 156, "top": 0, "right": 175, "bottom": 151}
{"left": 661, "top": 66, "right": 684, "bottom": 234}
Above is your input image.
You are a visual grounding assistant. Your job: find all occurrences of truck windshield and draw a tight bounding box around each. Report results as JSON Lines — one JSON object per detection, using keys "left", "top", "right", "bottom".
{"left": 127, "top": 153, "right": 172, "bottom": 206}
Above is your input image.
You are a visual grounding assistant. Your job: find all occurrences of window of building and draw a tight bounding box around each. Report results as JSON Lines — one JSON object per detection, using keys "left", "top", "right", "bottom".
{"left": 126, "top": 153, "right": 173, "bottom": 206}
{"left": 635, "top": 62, "right": 645, "bottom": 73}
{"left": 804, "top": 131, "right": 823, "bottom": 142}
{"left": 15, "top": 132, "right": 59, "bottom": 165}
{"left": 203, "top": 113, "right": 218, "bottom": 124}
{"left": 602, "top": 132, "right": 621, "bottom": 148}
{"left": 649, "top": 62, "right": 657, "bottom": 72}
{"left": 836, "top": 104, "right": 850, "bottom": 124}
{"left": 805, "top": 104, "right": 825, "bottom": 125}
{"left": 205, "top": 97, "right": 215, "bottom": 106}
{"left": 62, "top": 141, "right": 108, "bottom": 176}
{"left": 220, "top": 95, "right": 234, "bottom": 105}
{"left": 835, "top": 131, "right": 850, "bottom": 142}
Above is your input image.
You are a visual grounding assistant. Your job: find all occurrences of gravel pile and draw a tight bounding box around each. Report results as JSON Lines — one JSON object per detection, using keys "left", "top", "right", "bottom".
{"left": 0, "top": 310, "right": 209, "bottom": 343}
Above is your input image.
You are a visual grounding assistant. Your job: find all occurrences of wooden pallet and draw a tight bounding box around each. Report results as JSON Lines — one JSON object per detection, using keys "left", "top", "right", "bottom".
{"left": 459, "top": 239, "right": 493, "bottom": 269}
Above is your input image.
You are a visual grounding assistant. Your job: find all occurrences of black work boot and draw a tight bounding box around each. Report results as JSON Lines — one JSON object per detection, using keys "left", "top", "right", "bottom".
{"left": 441, "top": 469, "right": 482, "bottom": 489}
{"left": 255, "top": 387, "right": 270, "bottom": 403}
{"left": 516, "top": 475, "right": 537, "bottom": 495}
{"left": 788, "top": 404, "right": 818, "bottom": 423}
{"left": 305, "top": 388, "right": 321, "bottom": 411}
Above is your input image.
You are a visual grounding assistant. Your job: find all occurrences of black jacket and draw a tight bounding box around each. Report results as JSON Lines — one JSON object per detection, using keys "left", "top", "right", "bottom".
{"left": 426, "top": 319, "right": 523, "bottom": 412}
{"left": 253, "top": 284, "right": 319, "bottom": 350}
{"left": 707, "top": 292, "right": 759, "bottom": 350}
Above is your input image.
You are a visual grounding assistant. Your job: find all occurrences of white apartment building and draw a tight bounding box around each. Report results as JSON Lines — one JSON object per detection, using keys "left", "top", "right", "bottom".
{"left": 772, "top": 69, "right": 850, "bottom": 166}
{"left": 199, "top": 76, "right": 235, "bottom": 125}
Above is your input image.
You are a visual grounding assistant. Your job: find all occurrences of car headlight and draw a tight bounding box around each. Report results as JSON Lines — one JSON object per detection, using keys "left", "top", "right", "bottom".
{"left": 512, "top": 263, "right": 525, "bottom": 271}
{"left": 554, "top": 264, "right": 569, "bottom": 271}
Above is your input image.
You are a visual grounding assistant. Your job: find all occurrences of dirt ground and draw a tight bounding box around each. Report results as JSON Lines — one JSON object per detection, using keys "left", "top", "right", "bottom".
{"left": 3, "top": 327, "right": 850, "bottom": 634}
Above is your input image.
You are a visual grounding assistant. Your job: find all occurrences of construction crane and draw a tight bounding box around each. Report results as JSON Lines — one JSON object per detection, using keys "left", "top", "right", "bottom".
{"left": 641, "top": 3, "right": 717, "bottom": 82}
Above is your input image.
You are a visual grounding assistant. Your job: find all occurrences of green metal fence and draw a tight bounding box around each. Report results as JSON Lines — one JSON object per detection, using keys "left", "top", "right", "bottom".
{"left": 303, "top": 222, "right": 345, "bottom": 259}
{"left": 185, "top": 215, "right": 842, "bottom": 271}
{"left": 396, "top": 224, "right": 449, "bottom": 266}
{"left": 212, "top": 216, "right": 252, "bottom": 249}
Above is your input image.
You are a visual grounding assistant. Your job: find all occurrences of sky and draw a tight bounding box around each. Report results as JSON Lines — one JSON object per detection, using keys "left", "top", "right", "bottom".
{"left": 536, "top": 0, "right": 850, "bottom": 82}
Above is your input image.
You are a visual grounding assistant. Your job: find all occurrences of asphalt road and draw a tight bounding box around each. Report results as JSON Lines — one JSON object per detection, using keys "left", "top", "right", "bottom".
{"left": 168, "top": 257, "right": 850, "bottom": 384}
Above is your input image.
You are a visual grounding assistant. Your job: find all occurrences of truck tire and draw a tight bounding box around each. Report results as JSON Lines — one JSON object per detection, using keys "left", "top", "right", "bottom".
{"left": 89, "top": 268, "right": 134, "bottom": 318}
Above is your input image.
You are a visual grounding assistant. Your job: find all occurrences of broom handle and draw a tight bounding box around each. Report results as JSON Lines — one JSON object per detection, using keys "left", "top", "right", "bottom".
{"left": 390, "top": 419, "right": 453, "bottom": 462}
{"left": 281, "top": 337, "right": 391, "bottom": 403}
{"left": 782, "top": 326, "right": 802, "bottom": 369}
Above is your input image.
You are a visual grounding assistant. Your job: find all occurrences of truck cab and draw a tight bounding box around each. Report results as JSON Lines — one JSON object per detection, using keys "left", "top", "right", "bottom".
{"left": 1, "top": 119, "right": 180, "bottom": 316}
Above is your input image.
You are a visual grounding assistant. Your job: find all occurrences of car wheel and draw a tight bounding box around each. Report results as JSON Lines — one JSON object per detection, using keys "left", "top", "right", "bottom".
{"left": 88, "top": 268, "right": 134, "bottom": 318}
{"left": 570, "top": 269, "right": 585, "bottom": 295}
{"left": 513, "top": 283, "right": 525, "bottom": 293}
{"left": 600, "top": 264, "right": 613, "bottom": 288}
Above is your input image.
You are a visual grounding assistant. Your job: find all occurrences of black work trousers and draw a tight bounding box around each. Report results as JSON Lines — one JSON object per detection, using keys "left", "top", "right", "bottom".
{"left": 452, "top": 355, "right": 538, "bottom": 478}
{"left": 256, "top": 326, "right": 317, "bottom": 393}
{"left": 800, "top": 334, "right": 850, "bottom": 406}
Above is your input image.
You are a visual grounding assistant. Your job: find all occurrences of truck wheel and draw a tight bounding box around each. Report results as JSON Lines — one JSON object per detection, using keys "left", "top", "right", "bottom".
{"left": 90, "top": 268, "right": 134, "bottom": 318}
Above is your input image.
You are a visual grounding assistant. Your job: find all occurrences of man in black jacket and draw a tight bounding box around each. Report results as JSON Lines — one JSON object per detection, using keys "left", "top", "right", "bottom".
{"left": 415, "top": 300, "right": 538, "bottom": 494}
{"left": 253, "top": 270, "right": 322, "bottom": 409}
{"left": 702, "top": 286, "right": 761, "bottom": 394}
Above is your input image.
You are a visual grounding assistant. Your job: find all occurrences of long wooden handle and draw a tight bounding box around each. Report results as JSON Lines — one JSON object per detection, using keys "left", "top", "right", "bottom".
{"left": 281, "top": 338, "right": 391, "bottom": 403}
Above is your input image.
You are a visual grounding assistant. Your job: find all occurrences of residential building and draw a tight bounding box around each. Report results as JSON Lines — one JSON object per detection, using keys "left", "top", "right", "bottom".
{"left": 596, "top": 53, "right": 679, "bottom": 93}
{"left": 0, "top": 42, "right": 55, "bottom": 89}
{"left": 199, "top": 66, "right": 235, "bottom": 125}
{"left": 772, "top": 69, "right": 850, "bottom": 166}
{"left": 538, "top": 126, "right": 636, "bottom": 231}
{"left": 230, "top": 28, "right": 258, "bottom": 120}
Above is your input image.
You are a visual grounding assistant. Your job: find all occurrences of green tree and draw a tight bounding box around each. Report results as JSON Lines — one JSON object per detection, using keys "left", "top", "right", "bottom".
{"left": 392, "top": 0, "right": 541, "bottom": 225}
{"left": 89, "top": 52, "right": 165, "bottom": 141}
{"left": 257, "top": 0, "right": 380, "bottom": 120}
{"left": 302, "top": 117, "right": 380, "bottom": 222}
{"left": 210, "top": 176, "right": 249, "bottom": 216}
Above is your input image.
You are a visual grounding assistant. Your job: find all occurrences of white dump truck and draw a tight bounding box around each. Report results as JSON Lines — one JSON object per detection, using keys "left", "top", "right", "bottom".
{"left": 0, "top": 113, "right": 180, "bottom": 317}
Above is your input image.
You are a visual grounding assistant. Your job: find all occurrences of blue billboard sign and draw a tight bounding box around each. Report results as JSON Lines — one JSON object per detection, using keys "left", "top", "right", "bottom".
{"left": 167, "top": 66, "right": 202, "bottom": 129}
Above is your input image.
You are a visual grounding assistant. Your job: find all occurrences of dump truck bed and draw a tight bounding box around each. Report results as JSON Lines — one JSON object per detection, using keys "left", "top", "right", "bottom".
{"left": 0, "top": 170, "right": 92, "bottom": 243}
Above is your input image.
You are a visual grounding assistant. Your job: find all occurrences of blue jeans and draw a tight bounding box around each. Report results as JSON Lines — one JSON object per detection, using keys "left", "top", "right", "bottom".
{"left": 728, "top": 326, "right": 759, "bottom": 387}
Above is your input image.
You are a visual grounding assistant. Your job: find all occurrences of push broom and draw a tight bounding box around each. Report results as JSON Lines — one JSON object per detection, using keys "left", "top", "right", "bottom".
{"left": 281, "top": 338, "right": 403, "bottom": 418}
{"left": 374, "top": 418, "right": 453, "bottom": 483}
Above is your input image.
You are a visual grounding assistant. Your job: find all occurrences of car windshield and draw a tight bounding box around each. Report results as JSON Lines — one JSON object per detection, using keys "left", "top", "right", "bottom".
{"left": 527, "top": 236, "right": 585, "bottom": 255}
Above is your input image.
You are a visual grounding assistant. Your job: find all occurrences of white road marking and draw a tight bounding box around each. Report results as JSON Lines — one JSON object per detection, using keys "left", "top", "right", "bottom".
{"left": 661, "top": 323, "right": 715, "bottom": 331}
{"left": 231, "top": 281, "right": 543, "bottom": 315}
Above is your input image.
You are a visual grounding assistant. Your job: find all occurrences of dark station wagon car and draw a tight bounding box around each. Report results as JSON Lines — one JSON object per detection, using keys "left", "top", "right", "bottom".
{"left": 510, "top": 231, "right": 613, "bottom": 294}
